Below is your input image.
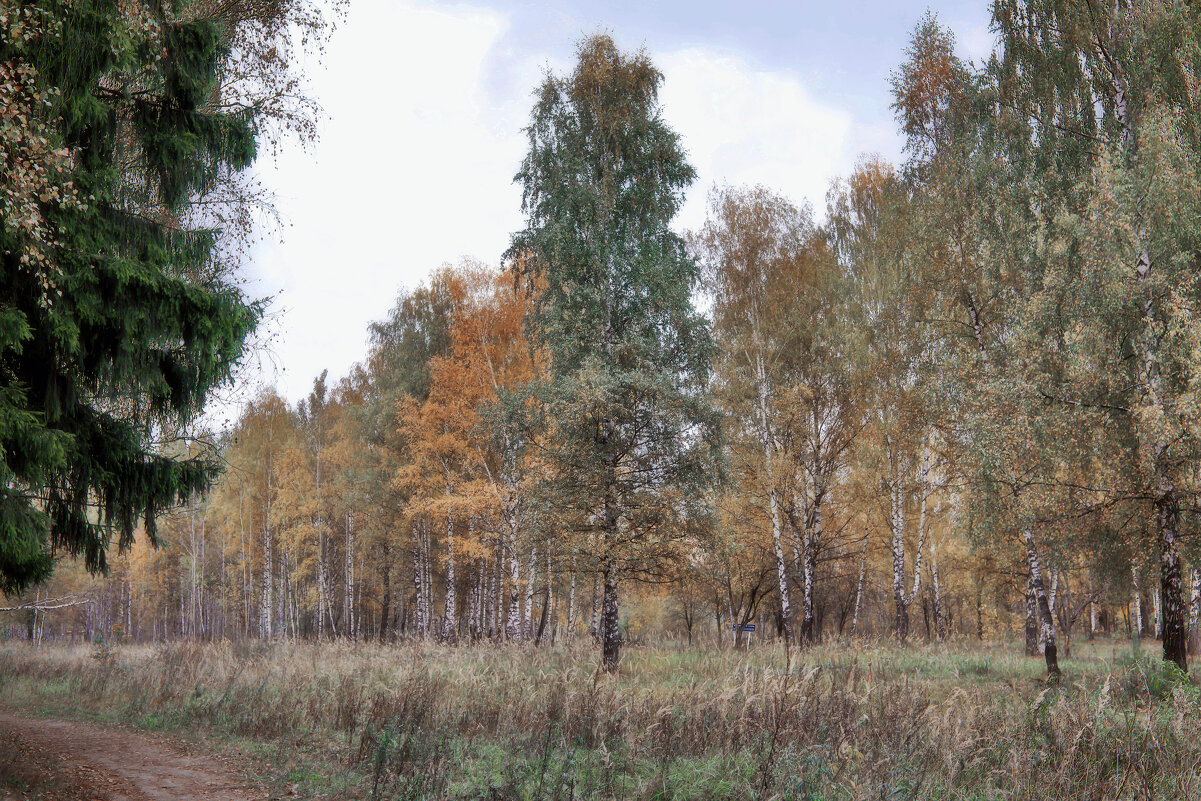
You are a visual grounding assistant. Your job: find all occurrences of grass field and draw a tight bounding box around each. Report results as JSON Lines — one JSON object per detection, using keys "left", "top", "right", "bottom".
{"left": 0, "top": 636, "right": 1196, "bottom": 800}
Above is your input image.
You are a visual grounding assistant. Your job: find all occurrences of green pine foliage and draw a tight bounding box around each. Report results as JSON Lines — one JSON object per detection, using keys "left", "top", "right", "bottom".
{"left": 0, "top": 0, "right": 260, "bottom": 593}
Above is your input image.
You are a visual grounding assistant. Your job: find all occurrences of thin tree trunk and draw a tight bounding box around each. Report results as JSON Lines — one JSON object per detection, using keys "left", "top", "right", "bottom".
{"left": 976, "top": 580, "right": 984, "bottom": 640}
{"left": 523, "top": 546, "right": 537, "bottom": 640}
{"left": 482, "top": 560, "right": 490, "bottom": 637}
{"left": 890, "top": 454, "right": 909, "bottom": 642}
{"left": 931, "top": 544, "right": 946, "bottom": 641}
{"left": 599, "top": 408, "right": 623, "bottom": 673}
{"left": 345, "top": 512, "right": 356, "bottom": 639}
{"left": 900, "top": 449, "right": 929, "bottom": 641}
{"left": 413, "top": 520, "right": 427, "bottom": 638}
{"left": 260, "top": 491, "right": 272, "bottom": 639}
{"left": 1025, "top": 529, "right": 1060, "bottom": 679}
{"left": 1132, "top": 564, "right": 1143, "bottom": 640}
{"left": 590, "top": 571, "right": 601, "bottom": 641}
{"left": 565, "top": 559, "right": 577, "bottom": 642}
{"left": 546, "top": 551, "right": 556, "bottom": 642}
{"left": 1154, "top": 586, "right": 1163, "bottom": 640}
{"left": 600, "top": 555, "right": 620, "bottom": 672}
{"left": 379, "top": 542, "right": 392, "bottom": 642}
{"left": 1025, "top": 562, "right": 1039, "bottom": 657}
{"left": 1042, "top": 568, "right": 1058, "bottom": 652}
{"left": 799, "top": 490, "right": 822, "bottom": 645}
{"left": 714, "top": 592, "right": 724, "bottom": 648}
{"left": 422, "top": 527, "right": 432, "bottom": 639}
{"left": 491, "top": 542, "right": 503, "bottom": 638}
{"left": 850, "top": 549, "right": 866, "bottom": 637}
{"left": 239, "top": 489, "right": 250, "bottom": 639}
{"left": 756, "top": 352, "right": 792, "bottom": 645}
{"left": 534, "top": 578, "right": 551, "bottom": 646}
{"left": 316, "top": 520, "right": 328, "bottom": 639}
{"left": 441, "top": 512, "right": 457, "bottom": 643}
{"left": 467, "top": 562, "right": 481, "bottom": 640}
{"left": 1158, "top": 494, "right": 1188, "bottom": 669}
{"left": 506, "top": 531, "right": 523, "bottom": 641}
{"left": 1090, "top": 584, "right": 1097, "bottom": 641}
{"left": 1188, "top": 568, "right": 1201, "bottom": 655}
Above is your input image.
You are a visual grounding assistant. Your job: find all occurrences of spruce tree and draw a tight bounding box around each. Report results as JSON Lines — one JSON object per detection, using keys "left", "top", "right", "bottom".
{"left": 507, "top": 35, "right": 721, "bottom": 672}
{"left": 0, "top": 1, "right": 260, "bottom": 593}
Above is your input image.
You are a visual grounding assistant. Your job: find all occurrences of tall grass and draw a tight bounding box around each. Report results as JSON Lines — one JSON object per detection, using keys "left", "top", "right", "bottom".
{"left": 0, "top": 638, "right": 1196, "bottom": 799}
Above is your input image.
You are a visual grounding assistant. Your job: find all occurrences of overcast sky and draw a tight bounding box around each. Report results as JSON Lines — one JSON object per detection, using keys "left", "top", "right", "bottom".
{"left": 241, "top": 0, "right": 996, "bottom": 406}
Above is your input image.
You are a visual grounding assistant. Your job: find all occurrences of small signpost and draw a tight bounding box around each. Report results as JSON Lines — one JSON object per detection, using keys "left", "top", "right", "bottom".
{"left": 730, "top": 622, "right": 756, "bottom": 650}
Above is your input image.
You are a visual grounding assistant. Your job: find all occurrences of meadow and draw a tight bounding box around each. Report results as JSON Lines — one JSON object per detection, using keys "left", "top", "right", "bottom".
{"left": 0, "top": 636, "right": 1195, "bottom": 800}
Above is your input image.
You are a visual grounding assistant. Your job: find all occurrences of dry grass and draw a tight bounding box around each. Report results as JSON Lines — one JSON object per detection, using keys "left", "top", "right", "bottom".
{"left": 0, "top": 637, "right": 1196, "bottom": 800}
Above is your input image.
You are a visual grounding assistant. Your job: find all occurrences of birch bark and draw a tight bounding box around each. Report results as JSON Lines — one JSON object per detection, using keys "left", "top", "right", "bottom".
{"left": 1025, "top": 529, "right": 1060, "bottom": 678}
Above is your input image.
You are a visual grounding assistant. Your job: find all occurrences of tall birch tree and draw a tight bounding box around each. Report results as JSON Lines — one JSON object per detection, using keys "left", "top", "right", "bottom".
{"left": 508, "top": 35, "right": 721, "bottom": 672}
{"left": 984, "top": 0, "right": 1201, "bottom": 671}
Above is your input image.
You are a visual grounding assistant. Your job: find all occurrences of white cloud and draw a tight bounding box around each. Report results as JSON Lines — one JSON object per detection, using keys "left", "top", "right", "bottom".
{"left": 659, "top": 48, "right": 854, "bottom": 230}
{"left": 951, "top": 21, "right": 996, "bottom": 65}
{"left": 247, "top": 0, "right": 533, "bottom": 401}
{"left": 239, "top": 10, "right": 859, "bottom": 405}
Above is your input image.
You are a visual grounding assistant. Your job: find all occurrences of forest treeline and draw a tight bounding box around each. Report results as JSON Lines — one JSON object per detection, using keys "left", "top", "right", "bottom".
{"left": 8, "top": 1, "right": 1201, "bottom": 679}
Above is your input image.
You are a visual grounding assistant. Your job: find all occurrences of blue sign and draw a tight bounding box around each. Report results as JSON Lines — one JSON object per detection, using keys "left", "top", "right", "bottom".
{"left": 730, "top": 623, "right": 756, "bottom": 632}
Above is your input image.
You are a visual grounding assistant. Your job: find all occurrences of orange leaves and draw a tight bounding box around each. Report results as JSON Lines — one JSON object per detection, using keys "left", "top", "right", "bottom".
{"left": 890, "top": 13, "right": 967, "bottom": 159}
{"left": 394, "top": 261, "right": 545, "bottom": 532}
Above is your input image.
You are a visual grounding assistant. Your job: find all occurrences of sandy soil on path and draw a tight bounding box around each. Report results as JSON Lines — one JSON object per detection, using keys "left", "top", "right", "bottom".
{"left": 0, "top": 711, "right": 267, "bottom": 801}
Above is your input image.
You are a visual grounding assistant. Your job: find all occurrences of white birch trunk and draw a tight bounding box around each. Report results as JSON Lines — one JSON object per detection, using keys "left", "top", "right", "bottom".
{"left": 890, "top": 452, "right": 908, "bottom": 641}
{"left": 799, "top": 493, "right": 819, "bottom": 643}
{"left": 755, "top": 351, "right": 792, "bottom": 643}
{"left": 931, "top": 544, "right": 945, "bottom": 641}
{"left": 851, "top": 550, "right": 866, "bottom": 637}
{"left": 523, "top": 546, "right": 537, "bottom": 639}
{"left": 344, "top": 512, "right": 356, "bottom": 638}
{"left": 1024, "top": 529, "right": 1059, "bottom": 677}
{"left": 422, "top": 528, "right": 432, "bottom": 638}
{"left": 491, "top": 544, "right": 503, "bottom": 638}
{"left": 566, "top": 562, "right": 577, "bottom": 642}
{"left": 441, "top": 513, "right": 457, "bottom": 642}
{"left": 1132, "top": 564, "right": 1143, "bottom": 639}
{"left": 412, "top": 521, "right": 427, "bottom": 637}
{"left": 1154, "top": 587, "right": 1163, "bottom": 640}
{"left": 590, "top": 571, "right": 601, "bottom": 640}
{"left": 259, "top": 491, "right": 272, "bottom": 639}
{"left": 506, "top": 532, "right": 523, "bottom": 641}
{"left": 1042, "top": 568, "right": 1058, "bottom": 652}
{"left": 1189, "top": 568, "right": 1201, "bottom": 653}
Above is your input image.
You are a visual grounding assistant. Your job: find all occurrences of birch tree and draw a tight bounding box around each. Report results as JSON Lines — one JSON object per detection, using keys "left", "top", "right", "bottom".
{"left": 697, "top": 185, "right": 866, "bottom": 645}
{"left": 984, "top": 0, "right": 1201, "bottom": 671}
{"left": 507, "top": 35, "right": 721, "bottom": 672}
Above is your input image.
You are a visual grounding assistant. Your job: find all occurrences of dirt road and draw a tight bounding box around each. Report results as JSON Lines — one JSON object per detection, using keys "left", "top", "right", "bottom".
{"left": 0, "top": 712, "right": 265, "bottom": 801}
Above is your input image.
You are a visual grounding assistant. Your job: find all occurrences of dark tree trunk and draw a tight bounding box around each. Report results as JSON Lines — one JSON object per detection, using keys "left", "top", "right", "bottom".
{"left": 378, "top": 545, "right": 391, "bottom": 643}
{"left": 1158, "top": 489, "right": 1188, "bottom": 671}
{"left": 713, "top": 593, "right": 723, "bottom": 648}
{"left": 1024, "top": 565, "right": 1039, "bottom": 657}
{"left": 976, "top": 583, "right": 984, "bottom": 640}
{"left": 534, "top": 581, "right": 551, "bottom": 646}
{"left": 895, "top": 601, "right": 909, "bottom": 643}
{"left": 600, "top": 557, "right": 620, "bottom": 672}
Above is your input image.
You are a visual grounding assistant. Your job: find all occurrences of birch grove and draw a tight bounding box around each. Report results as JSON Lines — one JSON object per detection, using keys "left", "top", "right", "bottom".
{"left": 12, "top": 10, "right": 1201, "bottom": 684}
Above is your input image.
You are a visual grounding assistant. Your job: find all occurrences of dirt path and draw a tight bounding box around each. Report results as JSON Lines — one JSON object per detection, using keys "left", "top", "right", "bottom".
{"left": 0, "top": 712, "right": 266, "bottom": 801}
